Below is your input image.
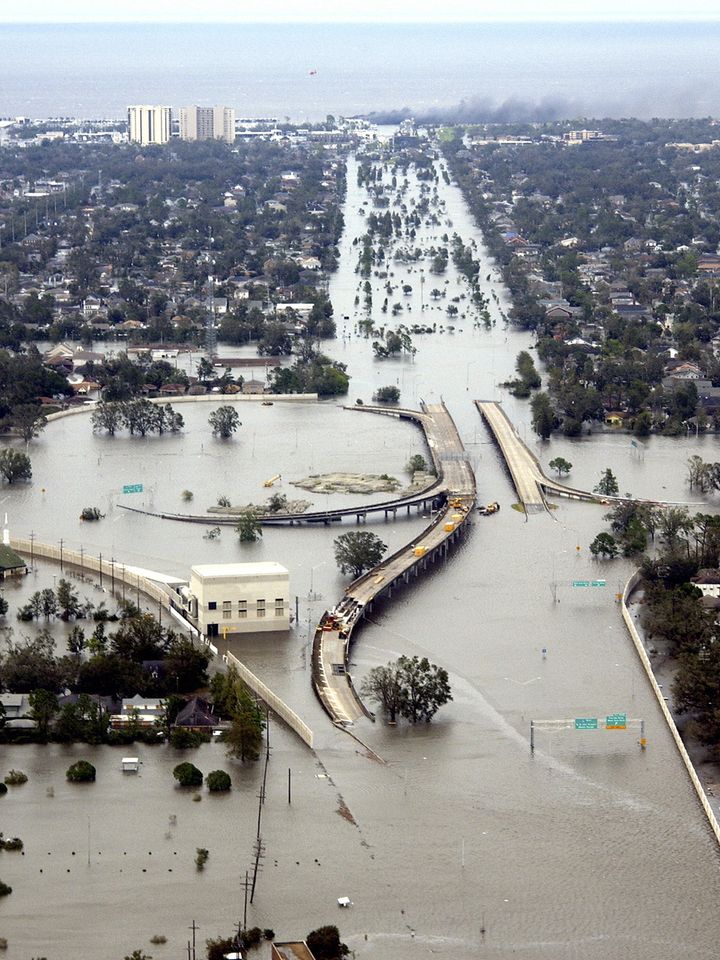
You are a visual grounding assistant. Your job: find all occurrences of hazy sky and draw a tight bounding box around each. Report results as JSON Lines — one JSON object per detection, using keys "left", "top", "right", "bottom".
{"left": 1, "top": 0, "right": 718, "bottom": 22}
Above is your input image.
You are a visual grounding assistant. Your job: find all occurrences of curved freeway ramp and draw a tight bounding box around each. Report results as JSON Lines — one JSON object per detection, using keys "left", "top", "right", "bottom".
{"left": 476, "top": 400, "right": 613, "bottom": 511}
{"left": 475, "top": 400, "right": 703, "bottom": 513}
{"left": 312, "top": 401, "right": 476, "bottom": 725}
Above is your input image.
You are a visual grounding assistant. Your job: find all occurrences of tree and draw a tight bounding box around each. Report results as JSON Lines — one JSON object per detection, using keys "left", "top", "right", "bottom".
{"left": 91, "top": 401, "right": 123, "bottom": 436}
{"left": 195, "top": 848, "right": 209, "bottom": 870}
{"left": 124, "top": 952, "right": 152, "bottom": 960}
{"left": 407, "top": 454, "right": 428, "bottom": 474}
{"left": 10, "top": 404, "right": 47, "bottom": 442}
{"left": 40, "top": 588, "right": 58, "bottom": 618}
{"left": 208, "top": 405, "right": 241, "bottom": 439}
{"left": 0, "top": 448, "right": 31, "bottom": 483}
{"left": 306, "top": 926, "right": 349, "bottom": 960}
{"left": 334, "top": 531, "right": 387, "bottom": 578}
{"left": 206, "top": 770, "right": 232, "bottom": 792}
{"left": 360, "top": 662, "right": 404, "bottom": 722}
{"left": 372, "top": 385, "right": 400, "bottom": 403}
{"left": 28, "top": 688, "right": 59, "bottom": 739}
{"left": 397, "top": 655, "right": 452, "bottom": 723}
{"left": 530, "top": 392, "right": 555, "bottom": 440}
{"left": 589, "top": 533, "right": 619, "bottom": 559}
{"left": 66, "top": 760, "right": 96, "bottom": 782}
{"left": 548, "top": 457, "right": 572, "bottom": 477}
{"left": 56, "top": 578, "right": 81, "bottom": 620}
{"left": 196, "top": 356, "right": 215, "bottom": 383}
{"left": 594, "top": 468, "right": 619, "bottom": 497}
{"left": 164, "top": 638, "right": 210, "bottom": 692}
{"left": 225, "top": 686, "right": 265, "bottom": 762}
{"left": 205, "top": 937, "right": 235, "bottom": 960}
{"left": 235, "top": 511, "right": 262, "bottom": 543}
{"left": 173, "top": 762, "right": 203, "bottom": 787}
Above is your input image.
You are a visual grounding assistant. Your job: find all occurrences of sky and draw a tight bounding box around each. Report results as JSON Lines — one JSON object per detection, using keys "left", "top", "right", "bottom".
{"left": 0, "top": 0, "right": 718, "bottom": 22}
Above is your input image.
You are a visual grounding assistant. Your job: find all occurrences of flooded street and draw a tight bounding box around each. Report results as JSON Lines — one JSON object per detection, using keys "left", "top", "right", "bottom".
{"left": 3, "top": 146, "right": 720, "bottom": 959}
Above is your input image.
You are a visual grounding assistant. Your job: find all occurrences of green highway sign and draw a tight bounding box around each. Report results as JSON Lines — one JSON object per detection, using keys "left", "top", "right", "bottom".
{"left": 122, "top": 483, "right": 144, "bottom": 494}
{"left": 572, "top": 580, "right": 590, "bottom": 588}
{"left": 591, "top": 580, "right": 606, "bottom": 587}
{"left": 606, "top": 713, "right": 627, "bottom": 729}
{"left": 575, "top": 718, "right": 598, "bottom": 730}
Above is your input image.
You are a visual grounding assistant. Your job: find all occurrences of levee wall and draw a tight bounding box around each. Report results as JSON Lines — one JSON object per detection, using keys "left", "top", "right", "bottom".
{"left": 622, "top": 572, "right": 720, "bottom": 846}
{"left": 223, "top": 651, "right": 314, "bottom": 749}
{"left": 10, "top": 538, "right": 173, "bottom": 611}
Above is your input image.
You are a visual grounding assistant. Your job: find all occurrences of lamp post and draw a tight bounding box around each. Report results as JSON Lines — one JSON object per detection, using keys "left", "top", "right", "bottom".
{"left": 504, "top": 676, "right": 542, "bottom": 719}
{"left": 309, "top": 561, "right": 327, "bottom": 601}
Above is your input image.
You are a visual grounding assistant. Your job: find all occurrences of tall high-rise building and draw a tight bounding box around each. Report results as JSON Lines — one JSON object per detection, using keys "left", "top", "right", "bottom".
{"left": 127, "top": 105, "right": 171, "bottom": 145}
{"left": 179, "top": 106, "right": 235, "bottom": 144}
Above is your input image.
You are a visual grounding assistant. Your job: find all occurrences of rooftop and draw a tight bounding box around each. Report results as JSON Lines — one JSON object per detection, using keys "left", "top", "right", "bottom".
{"left": 191, "top": 562, "right": 289, "bottom": 580}
{"left": 0, "top": 544, "right": 27, "bottom": 571}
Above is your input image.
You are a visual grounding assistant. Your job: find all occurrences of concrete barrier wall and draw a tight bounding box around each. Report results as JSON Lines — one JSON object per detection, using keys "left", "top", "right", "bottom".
{"left": 45, "top": 392, "right": 319, "bottom": 424}
{"left": 223, "top": 651, "right": 314, "bottom": 749}
{"left": 622, "top": 571, "right": 720, "bottom": 846}
{"left": 10, "top": 538, "right": 173, "bottom": 611}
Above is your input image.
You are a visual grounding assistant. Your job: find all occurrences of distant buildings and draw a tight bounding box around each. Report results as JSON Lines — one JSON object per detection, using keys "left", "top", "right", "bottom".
{"left": 127, "top": 105, "right": 171, "bottom": 145}
{"left": 179, "top": 105, "right": 235, "bottom": 144}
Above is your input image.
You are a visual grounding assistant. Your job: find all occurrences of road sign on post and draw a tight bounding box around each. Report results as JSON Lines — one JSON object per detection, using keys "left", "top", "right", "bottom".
{"left": 122, "top": 483, "right": 144, "bottom": 494}
{"left": 606, "top": 713, "right": 627, "bottom": 729}
{"left": 572, "top": 580, "right": 590, "bottom": 588}
{"left": 591, "top": 580, "right": 606, "bottom": 587}
{"left": 575, "top": 718, "right": 598, "bottom": 730}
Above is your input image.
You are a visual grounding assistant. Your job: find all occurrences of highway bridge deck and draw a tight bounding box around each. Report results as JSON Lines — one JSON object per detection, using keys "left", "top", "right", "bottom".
{"left": 312, "top": 401, "right": 476, "bottom": 725}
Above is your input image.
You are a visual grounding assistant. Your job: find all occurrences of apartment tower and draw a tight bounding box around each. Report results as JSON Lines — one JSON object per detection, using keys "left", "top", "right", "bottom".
{"left": 127, "top": 105, "right": 171, "bottom": 145}
{"left": 179, "top": 105, "right": 235, "bottom": 144}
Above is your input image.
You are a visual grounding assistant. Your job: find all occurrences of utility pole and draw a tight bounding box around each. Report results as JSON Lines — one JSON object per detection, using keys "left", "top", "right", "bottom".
{"left": 188, "top": 920, "right": 198, "bottom": 960}
{"left": 59, "top": 538, "right": 64, "bottom": 571}
{"left": 29, "top": 530, "right": 35, "bottom": 571}
{"left": 249, "top": 835, "right": 265, "bottom": 903}
{"left": 98, "top": 552, "right": 103, "bottom": 588}
{"left": 241, "top": 870, "right": 250, "bottom": 931}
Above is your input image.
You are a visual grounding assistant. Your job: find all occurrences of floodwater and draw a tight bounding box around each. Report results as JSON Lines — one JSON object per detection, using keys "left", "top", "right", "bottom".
{"left": 3, "top": 150, "right": 720, "bottom": 960}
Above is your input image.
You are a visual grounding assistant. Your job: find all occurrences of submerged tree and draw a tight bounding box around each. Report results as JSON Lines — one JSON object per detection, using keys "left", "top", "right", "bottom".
{"left": 594, "top": 468, "right": 620, "bottom": 497}
{"left": 334, "top": 531, "right": 387, "bottom": 578}
{"left": 208, "top": 405, "right": 241, "bottom": 439}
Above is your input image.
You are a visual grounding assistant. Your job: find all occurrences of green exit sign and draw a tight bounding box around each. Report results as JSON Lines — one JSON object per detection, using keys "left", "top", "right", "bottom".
{"left": 606, "top": 713, "right": 627, "bottom": 729}
{"left": 572, "top": 580, "right": 590, "bottom": 588}
{"left": 122, "top": 483, "right": 144, "bottom": 494}
{"left": 575, "top": 718, "right": 598, "bottom": 730}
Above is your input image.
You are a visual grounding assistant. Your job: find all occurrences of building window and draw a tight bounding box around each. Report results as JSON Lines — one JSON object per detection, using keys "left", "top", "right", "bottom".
{"left": 257, "top": 599, "right": 265, "bottom": 618}
{"left": 208, "top": 601, "right": 217, "bottom": 611}
{"left": 238, "top": 600, "right": 247, "bottom": 619}
{"left": 275, "top": 598, "right": 285, "bottom": 616}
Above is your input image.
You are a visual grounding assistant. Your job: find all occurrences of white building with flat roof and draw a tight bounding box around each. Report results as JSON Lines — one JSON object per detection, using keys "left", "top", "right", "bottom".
{"left": 187, "top": 562, "right": 290, "bottom": 637}
{"left": 127, "top": 105, "right": 171, "bottom": 145}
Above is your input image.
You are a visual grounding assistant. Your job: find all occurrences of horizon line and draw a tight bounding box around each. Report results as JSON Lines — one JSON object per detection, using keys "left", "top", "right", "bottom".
{"left": 3, "top": 16, "right": 720, "bottom": 24}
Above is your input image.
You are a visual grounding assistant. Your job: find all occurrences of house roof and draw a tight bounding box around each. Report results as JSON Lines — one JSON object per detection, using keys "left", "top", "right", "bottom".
{"left": 0, "top": 544, "right": 27, "bottom": 571}
{"left": 692, "top": 569, "right": 720, "bottom": 585}
{"left": 175, "top": 696, "right": 215, "bottom": 727}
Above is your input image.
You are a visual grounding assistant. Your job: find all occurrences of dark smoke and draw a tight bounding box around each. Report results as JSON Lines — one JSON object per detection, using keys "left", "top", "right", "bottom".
{"left": 365, "top": 94, "right": 585, "bottom": 125}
